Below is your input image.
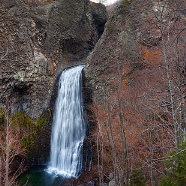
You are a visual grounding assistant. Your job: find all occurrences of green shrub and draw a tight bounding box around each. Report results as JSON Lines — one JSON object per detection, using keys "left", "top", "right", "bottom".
{"left": 129, "top": 168, "right": 145, "bottom": 186}
{"left": 118, "top": 0, "right": 135, "bottom": 15}
{"left": 159, "top": 142, "right": 186, "bottom": 186}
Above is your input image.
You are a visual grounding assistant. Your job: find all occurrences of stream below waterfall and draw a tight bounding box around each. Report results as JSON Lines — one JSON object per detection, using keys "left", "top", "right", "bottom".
{"left": 17, "top": 166, "right": 80, "bottom": 186}
{"left": 17, "top": 166, "right": 66, "bottom": 186}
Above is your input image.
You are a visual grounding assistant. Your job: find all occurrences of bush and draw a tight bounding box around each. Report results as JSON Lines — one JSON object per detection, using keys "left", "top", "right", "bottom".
{"left": 129, "top": 168, "right": 145, "bottom": 186}
{"left": 159, "top": 142, "right": 186, "bottom": 186}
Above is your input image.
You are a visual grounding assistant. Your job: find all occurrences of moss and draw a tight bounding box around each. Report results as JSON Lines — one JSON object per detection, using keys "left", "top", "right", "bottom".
{"left": 121, "top": 0, "right": 134, "bottom": 7}
{"left": 129, "top": 168, "right": 145, "bottom": 186}
{"left": 0, "top": 108, "right": 52, "bottom": 161}
{"left": 117, "top": 0, "right": 135, "bottom": 16}
{"left": 35, "top": 115, "right": 47, "bottom": 128}
{"left": 0, "top": 108, "right": 4, "bottom": 125}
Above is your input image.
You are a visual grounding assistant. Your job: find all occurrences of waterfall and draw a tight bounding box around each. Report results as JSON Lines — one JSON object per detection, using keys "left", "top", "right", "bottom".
{"left": 48, "top": 65, "right": 86, "bottom": 178}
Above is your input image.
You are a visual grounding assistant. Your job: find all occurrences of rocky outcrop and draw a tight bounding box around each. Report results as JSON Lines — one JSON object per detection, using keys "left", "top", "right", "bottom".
{"left": 85, "top": 0, "right": 186, "bottom": 104}
{"left": 84, "top": 0, "right": 166, "bottom": 103}
{"left": 0, "top": 0, "right": 107, "bottom": 119}
{"left": 85, "top": 0, "right": 140, "bottom": 103}
{"left": 84, "top": 0, "right": 186, "bottom": 183}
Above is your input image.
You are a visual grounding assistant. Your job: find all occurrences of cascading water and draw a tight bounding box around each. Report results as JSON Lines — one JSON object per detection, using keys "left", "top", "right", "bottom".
{"left": 47, "top": 65, "right": 86, "bottom": 178}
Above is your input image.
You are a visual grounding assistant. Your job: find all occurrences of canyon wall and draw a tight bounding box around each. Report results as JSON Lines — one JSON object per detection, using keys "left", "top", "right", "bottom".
{"left": 0, "top": 0, "right": 107, "bottom": 163}
{"left": 0, "top": 0, "right": 107, "bottom": 119}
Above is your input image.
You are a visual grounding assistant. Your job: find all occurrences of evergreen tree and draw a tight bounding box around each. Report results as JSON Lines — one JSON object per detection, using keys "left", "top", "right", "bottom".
{"left": 160, "top": 142, "right": 186, "bottom": 186}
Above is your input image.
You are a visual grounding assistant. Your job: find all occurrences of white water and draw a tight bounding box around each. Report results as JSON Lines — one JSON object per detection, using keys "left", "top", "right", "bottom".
{"left": 47, "top": 65, "right": 86, "bottom": 178}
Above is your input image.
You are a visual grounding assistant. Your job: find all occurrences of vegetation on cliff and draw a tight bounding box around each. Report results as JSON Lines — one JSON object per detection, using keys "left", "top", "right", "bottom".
{"left": 0, "top": 98, "right": 52, "bottom": 185}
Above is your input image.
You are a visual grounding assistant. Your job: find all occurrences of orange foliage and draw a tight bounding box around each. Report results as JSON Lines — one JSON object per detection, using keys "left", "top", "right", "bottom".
{"left": 90, "top": 43, "right": 175, "bottom": 183}
{"left": 139, "top": 44, "right": 162, "bottom": 66}
{"left": 49, "top": 58, "right": 54, "bottom": 75}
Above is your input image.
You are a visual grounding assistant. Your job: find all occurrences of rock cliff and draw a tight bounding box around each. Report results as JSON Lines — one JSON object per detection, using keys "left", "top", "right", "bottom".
{"left": 85, "top": 0, "right": 140, "bottom": 103}
{"left": 0, "top": 0, "right": 107, "bottom": 119}
{"left": 84, "top": 0, "right": 186, "bottom": 184}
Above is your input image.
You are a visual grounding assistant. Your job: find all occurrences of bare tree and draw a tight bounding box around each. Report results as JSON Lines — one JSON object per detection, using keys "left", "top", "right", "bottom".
{"left": 0, "top": 156, "right": 1, "bottom": 186}
{"left": 0, "top": 98, "right": 26, "bottom": 186}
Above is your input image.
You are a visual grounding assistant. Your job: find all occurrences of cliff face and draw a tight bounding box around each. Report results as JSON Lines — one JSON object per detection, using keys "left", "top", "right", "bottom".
{"left": 85, "top": 0, "right": 185, "bottom": 106}
{"left": 85, "top": 0, "right": 141, "bottom": 103}
{"left": 84, "top": 0, "right": 186, "bottom": 184}
{"left": 0, "top": 0, "right": 107, "bottom": 119}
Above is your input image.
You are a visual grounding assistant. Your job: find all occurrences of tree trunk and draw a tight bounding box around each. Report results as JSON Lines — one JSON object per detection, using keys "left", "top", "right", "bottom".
{"left": 176, "top": 38, "right": 184, "bottom": 144}
{"left": 162, "top": 31, "right": 180, "bottom": 149}
{"left": 148, "top": 128, "right": 155, "bottom": 186}
{"left": 107, "top": 99, "right": 121, "bottom": 185}
{"left": 117, "top": 62, "right": 129, "bottom": 186}
{"left": 0, "top": 156, "right": 1, "bottom": 186}
{"left": 5, "top": 115, "right": 10, "bottom": 186}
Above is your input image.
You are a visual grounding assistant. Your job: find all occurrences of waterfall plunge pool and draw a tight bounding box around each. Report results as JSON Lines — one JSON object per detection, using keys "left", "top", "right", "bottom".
{"left": 17, "top": 165, "right": 78, "bottom": 186}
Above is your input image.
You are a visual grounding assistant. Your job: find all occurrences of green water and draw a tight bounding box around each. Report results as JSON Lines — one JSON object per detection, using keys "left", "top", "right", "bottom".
{"left": 17, "top": 166, "right": 75, "bottom": 186}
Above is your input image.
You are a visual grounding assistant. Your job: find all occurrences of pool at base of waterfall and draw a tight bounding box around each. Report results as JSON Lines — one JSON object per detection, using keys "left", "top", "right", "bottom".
{"left": 17, "top": 165, "right": 77, "bottom": 186}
